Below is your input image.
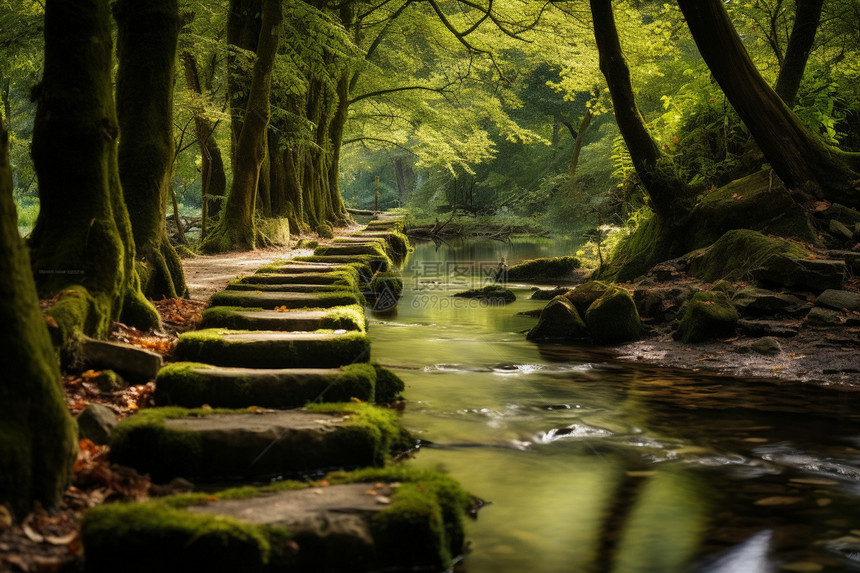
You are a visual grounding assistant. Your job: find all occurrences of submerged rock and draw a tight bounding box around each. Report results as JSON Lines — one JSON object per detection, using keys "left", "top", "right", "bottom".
{"left": 584, "top": 286, "right": 641, "bottom": 344}
{"left": 526, "top": 296, "right": 588, "bottom": 341}
{"left": 452, "top": 285, "right": 516, "bottom": 304}
{"left": 675, "top": 291, "right": 739, "bottom": 343}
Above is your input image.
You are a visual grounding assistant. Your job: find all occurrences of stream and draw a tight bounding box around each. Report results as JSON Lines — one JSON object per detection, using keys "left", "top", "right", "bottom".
{"left": 368, "top": 237, "right": 860, "bottom": 573}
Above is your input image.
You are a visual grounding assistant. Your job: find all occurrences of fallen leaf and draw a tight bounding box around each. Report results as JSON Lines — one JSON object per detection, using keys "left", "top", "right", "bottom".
{"left": 44, "top": 531, "right": 78, "bottom": 546}
{"left": 44, "top": 315, "right": 59, "bottom": 329}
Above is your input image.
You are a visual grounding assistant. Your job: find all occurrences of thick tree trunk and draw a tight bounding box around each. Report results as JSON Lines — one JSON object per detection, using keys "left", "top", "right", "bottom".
{"left": 227, "top": 0, "right": 262, "bottom": 164}
{"left": 678, "top": 0, "right": 860, "bottom": 208}
{"left": 180, "top": 52, "right": 227, "bottom": 224}
{"left": 29, "top": 0, "right": 159, "bottom": 344}
{"left": 115, "top": 0, "right": 188, "bottom": 299}
{"left": 0, "top": 115, "right": 77, "bottom": 521}
{"left": 202, "top": 0, "right": 281, "bottom": 252}
{"left": 774, "top": 0, "right": 824, "bottom": 108}
{"left": 590, "top": 0, "right": 689, "bottom": 225}
{"left": 566, "top": 110, "right": 594, "bottom": 194}
{"left": 326, "top": 69, "right": 351, "bottom": 224}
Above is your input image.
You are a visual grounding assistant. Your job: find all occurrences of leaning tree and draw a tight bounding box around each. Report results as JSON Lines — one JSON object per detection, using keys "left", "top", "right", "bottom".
{"left": 29, "top": 0, "right": 160, "bottom": 347}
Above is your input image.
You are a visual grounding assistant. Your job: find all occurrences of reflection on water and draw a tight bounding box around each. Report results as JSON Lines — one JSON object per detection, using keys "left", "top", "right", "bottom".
{"left": 370, "top": 238, "right": 860, "bottom": 572}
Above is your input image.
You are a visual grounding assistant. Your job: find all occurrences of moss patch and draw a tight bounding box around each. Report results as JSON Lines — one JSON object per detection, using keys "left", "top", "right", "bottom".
{"left": 526, "top": 296, "right": 588, "bottom": 341}
{"left": 257, "top": 217, "right": 291, "bottom": 246}
{"left": 675, "top": 291, "right": 739, "bottom": 343}
{"left": 506, "top": 256, "right": 581, "bottom": 281}
{"left": 200, "top": 305, "right": 366, "bottom": 332}
{"left": 600, "top": 214, "right": 659, "bottom": 282}
{"left": 293, "top": 255, "right": 391, "bottom": 274}
{"left": 584, "top": 286, "right": 641, "bottom": 344}
{"left": 688, "top": 229, "right": 809, "bottom": 283}
{"left": 209, "top": 290, "right": 360, "bottom": 310}
{"left": 371, "top": 364, "right": 406, "bottom": 404}
{"left": 565, "top": 281, "right": 611, "bottom": 316}
{"left": 175, "top": 329, "right": 370, "bottom": 368}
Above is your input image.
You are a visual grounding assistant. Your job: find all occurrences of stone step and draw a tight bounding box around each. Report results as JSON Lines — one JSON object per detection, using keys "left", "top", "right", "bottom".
{"left": 154, "top": 362, "right": 404, "bottom": 408}
{"left": 314, "top": 244, "right": 389, "bottom": 258}
{"left": 175, "top": 329, "right": 370, "bottom": 368}
{"left": 239, "top": 272, "right": 352, "bottom": 286}
{"left": 82, "top": 468, "right": 472, "bottom": 573}
{"left": 254, "top": 262, "right": 343, "bottom": 274}
{"left": 294, "top": 255, "right": 390, "bottom": 273}
{"left": 200, "top": 305, "right": 365, "bottom": 332}
{"left": 209, "top": 290, "right": 360, "bottom": 310}
{"left": 107, "top": 404, "right": 412, "bottom": 482}
{"left": 364, "top": 219, "right": 405, "bottom": 232}
{"left": 225, "top": 282, "right": 346, "bottom": 293}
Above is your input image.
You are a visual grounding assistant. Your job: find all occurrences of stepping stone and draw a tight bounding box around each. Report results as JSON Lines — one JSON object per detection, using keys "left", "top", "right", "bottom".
{"left": 225, "top": 282, "right": 346, "bottom": 293}
{"left": 294, "top": 255, "right": 390, "bottom": 273}
{"left": 200, "top": 305, "right": 365, "bottom": 332}
{"left": 175, "top": 330, "right": 370, "bottom": 368}
{"left": 154, "top": 362, "right": 404, "bottom": 408}
{"left": 255, "top": 262, "right": 343, "bottom": 274}
{"left": 314, "top": 244, "right": 390, "bottom": 258}
{"left": 365, "top": 219, "right": 405, "bottom": 232}
{"left": 332, "top": 236, "right": 386, "bottom": 245}
{"left": 107, "top": 404, "right": 412, "bottom": 482}
{"left": 79, "top": 337, "right": 162, "bottom": 383}
{"left": 81, "top": 468, "right": 473, "bottom": 573}
{"left": 209, "top": 290, "right": 360, "bottom": 310}
{"left": 238, "top": 272, "right": 353, "bottom": 286}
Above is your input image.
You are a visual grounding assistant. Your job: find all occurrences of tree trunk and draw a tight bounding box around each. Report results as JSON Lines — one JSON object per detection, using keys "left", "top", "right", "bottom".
{"left": 29, "top": 0, "right": 160, "bottom": 345}
{"left": 774, "top": 0, "right": 824, "bottom": 108}
{"left": 590, "top": 0, "right": 689, "bottom": 225}
{"left": 202, "top": 0, "right": 281, "bottom": 252}
{"left": 0, "top": 114, "right": 77, "bottom": 521}
{"left": 326, "top": 69, "right": 351, "bottom": 224}
{"left": 180, "top": 52, "right": 227, "bottom": 223}
{"left": 566, "top": 109, "right": 594, "bottom": 195}
{"left": 227, "top": 0, "right": 262, "bottom": 164}
{"left": 678, "top": 0, "right": 860, "bottom": 208}
{"left": 114, "top": 0, "right": 188, "bottom": 300}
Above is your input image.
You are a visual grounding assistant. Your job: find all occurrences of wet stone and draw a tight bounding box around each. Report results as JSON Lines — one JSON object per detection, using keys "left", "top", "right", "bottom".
{"left": 816, "top": 289, "right": 860, "bottom": 312}
{"left": 805, "top": 307, "right": 843, "bottom": 327}
{"left": 732, "top": 287, "right": 807, "bottom": 316}
{"left": 737, "top": 319, "right": 799, "bottom": 338}
{"left": 749, "top": 337, "right": 783, "bottom": 355}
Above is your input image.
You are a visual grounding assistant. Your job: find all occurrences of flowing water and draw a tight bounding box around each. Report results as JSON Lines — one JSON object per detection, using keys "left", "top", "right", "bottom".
{"left": 368, "top": 237, "right": 860, "bottom": 573}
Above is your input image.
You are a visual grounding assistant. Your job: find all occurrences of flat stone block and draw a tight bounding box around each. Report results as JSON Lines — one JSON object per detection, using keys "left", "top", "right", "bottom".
{"left": 240, "top": 272, "right": 352, "bottom": 286}
{"left": 79, "top": 337, "right": 163, "bottom": 383}
{"left": 200, "top": 305, "right": 366, "bottom": 332}
{"left": 175, "top": 329, "right": 370, "bottom": 368}
{"left": 209, "top": 291, "right": 360, "bottom": 310}
{"left": 225, "top": 282, "right": 345, "bottom": 293}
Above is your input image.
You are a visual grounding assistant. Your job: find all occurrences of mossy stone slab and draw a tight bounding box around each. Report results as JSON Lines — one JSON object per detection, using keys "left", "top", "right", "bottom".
{"left": 255, "top": 263, "right": 343, "bottom": 274}
{"left": 209, "top": 291, "right": 359, "bottom": 310}
{"left": 200, "top": 305, "right": 366, "bottom": 332}
{"left": 175, "top": 330, "right": 370, "bottom": 368}
{"left": 314, "top": 244, "right": 387, "bottom": 258}
{"left": 225, "top": 282, "right": 345, "bottom": 293}
{"left": 154, "top": 362, "right": 402, "bottom": 408}
{"left": 239, "top": 273, "right": 351, "bottom": 286}
{"left": 108, "top": 405, "right": 412, "bottom": 483}
{"left": 81, "top": 467, "right": 473, "bottom": 573}
{"left": 294, "top": 255, "right": 390, "bottom": 273}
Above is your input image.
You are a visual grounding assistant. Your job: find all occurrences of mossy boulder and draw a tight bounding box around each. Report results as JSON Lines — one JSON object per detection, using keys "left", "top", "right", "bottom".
{"left": 452, "top": 285, "right": 516, "bottom": 304}
{"left": 751, "top": 256, "right": 845, "bottom": 293}
{"left": 154, "top": 362, "right": 402, "bottom": 408}
{"left": 600, "top": 215, "right": 659, "bottom": 282}
{"left": 209, "top": 290, "right": 360, "bottom": 310}
{"left": 685, "top": 170, "right": 818, "bottom": 249}
{"left": 82, "top": 466, "right": 474, "bottom": 573}
{"left": 370, "top": 272, "right": 403, "bottom": 298}
{"left": 675, "top": 291, "right": 739, "bottom": 343}
{"left": 688, "top": 229, "right": 809, "bottom": 283}
{"left": 200, "top": 305, "right": 366, "bottom": 333}
{"left": 506, "top": 256, "right": 581, "bottom": 282}
{"left": 526, "top": 296, "right": 589, "bottom": 341}
{"left": 565, "top": 281, "right": 611, "bottom": 316}
{"left": 108, "top": 404, "right": 414, "bottom": 482}
{"left": 315, "top": 223, "right": 334, "bottom": 239}
{"left": 355, "top": 230, "right": 411, "bottom": 263}
{"left": 584, "top": 287, "right": 641, "bottom": 344}
{"left": 175, "top": 330, "right": 370, "bottom": 368}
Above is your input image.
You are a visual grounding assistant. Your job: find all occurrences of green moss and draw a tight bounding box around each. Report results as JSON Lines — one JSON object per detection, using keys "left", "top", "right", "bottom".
{"left": 688, "top": 229, "right": 809, "bottom": 283}
{"left": 452, "top": 285, "right": 516, "bottom": 303}
{"left": 209, "top": 290, "right": 360, "bottom": 309}
{"left": 372, "top": 364, "right": 406, "bottom": 404}
{"left": 81, "top": 500, "right": 276, "bottom": 573}
{"left": 601, "top": 214, "right": 659, "bottom": 281}
{"left": 199, "top": 304, "right": 365, "bottom": 332}
{"left": 315, "top": 223, "right": 334, "bottom": 238}
{"left": 370, "top": 272, "right": 403, "bottom": 297}
{"left": 225, "top": 282, "right": 345, "bottom": 293}
{"left": 294, "top": 255, "right": 391, "bottom": 274}
{"left": 584, "top": 286, "right": 641, "bottom": 344}
{"left": 293, "top": 238, "right": 319, "bottom": 249}
{"left": 364, "top": 219, "right": 406, "bottom": 233}
{"left": 527, "top": 295, "right": 588, "bottom": 341}
{"left": 257, "top": 217, "right": 291, "bottom": 245}
{"left": 506, "top": 256, "right": 581, "bottom": 281}
{"left": 565, "top": 280, "right": 611, "bottom": 316}
{"left": 306, "top": 402, "right": 415, "bottom": 463}
{"left": 155, "top": 362, "right": 381, "bottom": 408}
{"left": 314, "top": 242, "right": 390, "bottom": 260}
{"left": 675, "top": 291, "right": 739, "bottom": 343}
{"left": 175, "top": 328, "right": 370, "bottom": 368}
{"left": 245, "top": 270, "right": 359, "bottom": 290}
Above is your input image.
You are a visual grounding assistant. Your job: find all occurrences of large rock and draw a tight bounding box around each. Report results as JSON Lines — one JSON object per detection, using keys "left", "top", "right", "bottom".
{"left": 175, "top": 330, "right": 370, "bottom": 369}
{"left": 827, "top": 250, "right": 860, "bottom": 275}
{"left": 816, "top": 289, "right": 860, "bottom": 312}
{"left": 584, "top": 287, "right": 641, "bottom": 344}
{"left": 200, "top": 305, "right": 366, "bottom": 332}
{"left": 752, "top": 256, "right": 845, "bottom": 293}
{"left": 506, "top": 257, "right": 581, "bottom": 282}
{"left": 82, "top": 467, "right": 472, "bottom": 573}
{"left": 675, "top": 291, "right": 739, "bottom": 343}
{"left": 526, "top": 296, "right": 588, "bottom": 341}
{"left": 633, "top": 285, "right": 696, "bottom": 323}
{"left": 731, "top": 287, "right": 807, "bottom": 316}
{"left": 688, "top": 229, "right": 809, "bottom": 283}
{"left": 565, "top": 281, "right": 611, "bottom": 316}
{"left": 79, "top": 337, "right": 162, "bottom": 383}
{"left": 155, "top": 363, "right": 403, "bottom": 408}
{"left": 108, "top": 404, "right": 413, "bottom": 483}
{"left": 77, "top": 403, "right": 118, "bottom": 445}
{"left": 530, "top": 286, "right": 570, "bottom": 301}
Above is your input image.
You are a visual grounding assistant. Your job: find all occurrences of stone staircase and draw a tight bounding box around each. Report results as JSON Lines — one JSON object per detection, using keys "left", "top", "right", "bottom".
{"left": 81, "top": 217, "right": 476, "bottom": 573}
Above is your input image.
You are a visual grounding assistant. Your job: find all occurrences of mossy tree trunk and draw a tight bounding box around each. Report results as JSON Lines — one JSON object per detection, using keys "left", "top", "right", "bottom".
{"left": 678, "top": 0, "right": 860, "bottom": 208}
{"left": 180, "top": 51, "right": 227, "bottom": 228}
{"left": 115, "top": 0, "right": 188, "bottom": 300}
{"left": 201, "top": 0, "right": 282, "bottom": 252}
{"left": 29, "top": 0, "right": 160, "bottom": 345}
{"left": 0, "top": 114, "right": 77, "bottom": 521}
{"left": 590, "top": 0, "right": 690, "bottom": 258}
{"left": 774, "top": 0, "right": 824, "bottom": 108}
